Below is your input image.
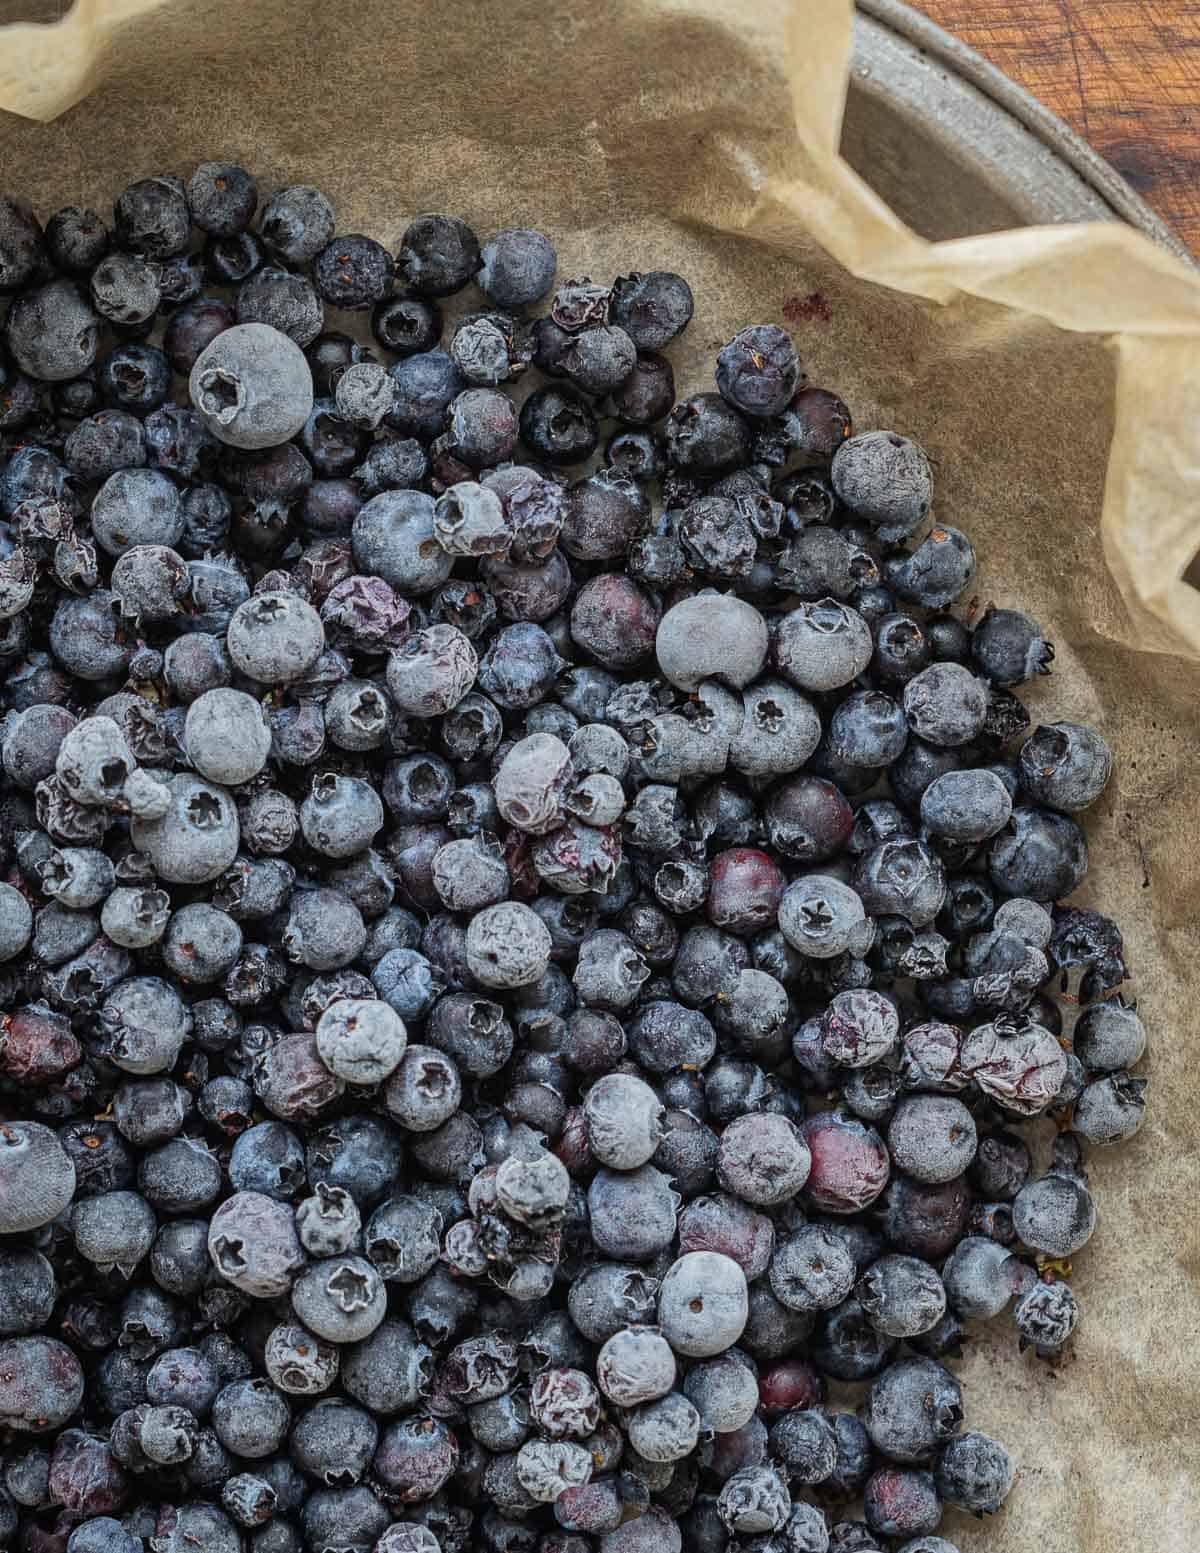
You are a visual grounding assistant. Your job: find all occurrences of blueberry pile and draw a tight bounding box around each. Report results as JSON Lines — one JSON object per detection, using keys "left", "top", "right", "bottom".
{"left": 0, "top": 168, "right": 1147, "bottom": 1553}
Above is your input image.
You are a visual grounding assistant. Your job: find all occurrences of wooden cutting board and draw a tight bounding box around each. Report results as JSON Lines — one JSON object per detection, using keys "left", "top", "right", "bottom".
{"left": 919, "top": 1, "right": 1200, "bottom": 253}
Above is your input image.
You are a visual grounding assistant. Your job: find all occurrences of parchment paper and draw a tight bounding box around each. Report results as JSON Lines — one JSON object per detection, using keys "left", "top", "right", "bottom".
{"left": 2, "top": 1, "right": 1199, "bottom": 1547}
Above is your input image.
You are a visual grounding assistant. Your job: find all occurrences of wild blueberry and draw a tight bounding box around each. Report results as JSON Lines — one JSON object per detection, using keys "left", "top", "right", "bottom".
{"left": 1013, "top": 1277, "right": 1078, "bottom": 1357}
{"left": 779, "top": 876, "right": 871, "bottom": 961}
{"left": 609, "top": 271, "right": 694, "bottom": 349}
{"left": 657, "top": 1251, "right": 748, "bottom": 1357}
{"left": 886, "top": 1095, "right": 976, "bottom": 1184}
{"left": 831, "top": 432, "right": 932, "bottom": 536}
{"left": 716, "top": 325, "right": 802, "bottom": 419}
{"left": 769, "top": 1227, "right": 856, "bottom": 1314}
{"left": 1012, "top": 1154, "right": 1097, "bottom": 1257}
{"left": 960, "top": 1015, "right": 1066, "bottom": 1116}
{"left": 763, "top": 1410, "right": 838, "bottom": 1490}
{"left": 713, "top": 1113, "right": 809, "bottom": 1208}
{"left": 1072, "top": 1071, "right": 1147, "bottom": 1144}
{"left": 1018, "top": 720, "right": 1113, "bottom": 812}
{"left": 920, "top": 768, "right": 1012, "bottom": 841}
{"left": 884, "top": 525, "right": 976, "bottom": 610}
{"left": 970, "top": 606, "right": 1054, "bottom": 686}
{"left": 935, "top": 1430, "right": 1013, "bottom": 1516}
{"left": 775, "top": 599, "right": 873, "bottom": 692}
{"left": 584, "top": 1073, "right": 664, "bottom": 1169}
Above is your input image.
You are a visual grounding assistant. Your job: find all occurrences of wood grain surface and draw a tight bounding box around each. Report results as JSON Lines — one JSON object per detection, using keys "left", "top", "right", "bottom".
{"left": 918, "top": 1, "right": 1200, "bottom": 252}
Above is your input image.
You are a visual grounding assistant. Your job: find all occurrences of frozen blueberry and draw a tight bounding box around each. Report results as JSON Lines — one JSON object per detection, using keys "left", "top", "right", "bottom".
{"left": 313, "top": 998, "right": 406, "bottom": 1086}
{"left": 770, "top": 1228, "right": 856, "bottom": 1314}
{"left": 466, "top": 902, "right": 552, "bottom": 990}
{"left": 658, "top": 1252, "right": 748, "bottom": 1357}
{"left": 396, "top": 214, "right": 480, "bottom": 296}
{"left": 767, "top": 1407, "right": 838, "bottom": 1486}
{"left": 258, "top": 186, "right": 334, "bottom": 265}
{"left": 70, "top": 1188, "right": 156, "bottom": 1275}
{"left": 300, "top": 773, "right": 384, "bottom": 859}
{"left": 716, "top": 325, "right": 802, "bottom": 418}
{"left": 567, "top": 1264, "right": 658, "bottom": 1347}
{"left": 227, "top": 591, "right": 325, "bottom": 685}
{"left": 935, "top": 1430, "right": 1013, "bottom": 1516}
{"left": 313, "top": 234, "right": 395, "bottom": 310}
{"left": 101, "top": 343, "right": 173, "bottom": 418}
{"left": 6, "top": 279, "right": 102, "bottom": 382}
{"left": 1018, "top": 720, "right": 1112, "bottom": 812}
{"left": 515, "top": 1438, "right": 593, "bottom": 1503}
{"left": 821, "top": 989, "right": 899, "bottom": 1069}
{"left": 920, "top": 769, "right": 1012, "bottom": 842}
{"left": 476, "top": 227, "right": 556, "bottom": 307}
{"left": 185, "top": 688, "right": 273, "bottom": 785}
{"left": 854, "top": 838, "right": 946, "bottom": 928}
{"left": 588, "top": 1165, "right": 679, "bottom": 1262}
{"left": 609, "top": 271, "right": 694, "bottom": 350}
{"left": 207, "top": 1191, "right": 304, "bottom": 1298}
{"left": 940, "top": 1236, "right": 1020, "bottom": 1320}
{"left": 887, "top": 1096, "right": 976, "bottom": 1184}
{"left": 65, "top": 410, "right": 147, "bottom": 482}
{"left": 350, "top": 491, "right": 450, "bottom": 596}
{"left": 858, "top": 1254, "right": 947, "bottom": 1339}
{"left": 775, "top": 600, "right": 873, "bottom": 693}
{"left": 371, "top": 291, "right": 441, "bottom": 357}
{"left": 89, "top": 468, "right": 183, "bottom": 558}
{"left": 291, "top": 1256, "right": 387, "bottom": 1344}
{"left": 190, "top": 324, "right": 314, "bottom": 450}
{"left": 885, "top": 525, "right": 976, "bottom": 610}
{"left": 717, "top": 1113, "right": 811, "bottom": 1206}
{"left": 183, "top": 161, "right": 256, "bottom": 235}
{"left": 0, "top": 1122, "right": 77, "bottom": 1234}
{"left": 801, "top": 1113, "right": 891, "bottom": 1215}
{"left": 862, "top": 1465, "right": 941, "bottom": 1540}
{"left": 0, "top": 196, "right": 46, "bottom": 292}
{"left": 1073, "top": 996, "right": 1145, "bottom": 1073}
{"left": 863, "top": 1357, "right": 962, "bottom": 1465}
{"left": 238, "top": 265, "right": 325, "bottom": 346}
{"left": 716, "top": 1462, "right": 791, "bottom": 1536}
{"left": 1013, "top": 1278, "right": 1077, "bottom": 1357}
{"left": 0, "top": 1336, "right": 84, "bottom": 1433}
{"left": 627, "top": 1390, "right": 702, "bottom": 1465}
{"left": 902, "top": 664, "right": 989, "bottom": 748}
{"left": 829, "top": 689, "right": 908, "bottom": 768}
{"left": 971, "top": 606, "right": 1054, "bottom": 687}
{"left": 655, "top": 594, "right": 769, "bottom": 693}
{"left": 960, "top": 1016, "right": 1066, "bottom": 1117}
{"left": 1013, "top": 1162, "right": 1097, "bottom": 1257}
{"left": 831, "top": 432, "right": 932, "bottom": 536}
{"left": 583, "top": 1073, "right": 664, "bottom": 1169}
{"left": 0, "top": 879, "right": 33, "bottom": 963}
{"left": 595, "top": 1326, "right": 676, "bottom": 1409}
{"left": 130, "top": 774, "right": 239, "bottom": 885}
{"left": 779, "top": 876, "right": 871, "bottom": 961}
